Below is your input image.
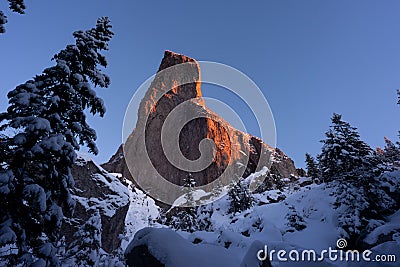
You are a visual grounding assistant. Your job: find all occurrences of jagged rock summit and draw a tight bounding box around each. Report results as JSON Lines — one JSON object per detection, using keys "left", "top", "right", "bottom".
{"left": 103, "top": 51, "right": 298, "bottom": 203}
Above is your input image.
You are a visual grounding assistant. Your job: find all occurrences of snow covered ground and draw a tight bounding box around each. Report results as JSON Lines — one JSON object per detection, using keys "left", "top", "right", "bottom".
{"left": 3, "top": 153, "right": 397, "bottom": 266}
{"left": 122, "top": 169, "right": 400, "bottom": 267}
{"left": 120, "top": 179, "right": 160, "bottom": 251}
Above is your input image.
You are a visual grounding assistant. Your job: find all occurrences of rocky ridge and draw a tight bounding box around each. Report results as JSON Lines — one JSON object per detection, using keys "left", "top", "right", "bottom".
{"left": 103, "top": 51, "right": 298, "bottom": 201}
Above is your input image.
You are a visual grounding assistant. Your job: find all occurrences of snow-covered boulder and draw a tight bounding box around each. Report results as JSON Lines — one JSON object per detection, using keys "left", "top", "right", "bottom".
{"left": 125, "top": 227, "right": 258, "bottom": 267}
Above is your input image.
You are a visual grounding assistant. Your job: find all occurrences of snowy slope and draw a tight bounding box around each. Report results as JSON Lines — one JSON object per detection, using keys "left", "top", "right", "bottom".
{"left": 121, "top": 179, "right": 160, "bottom": 251}
{"left": 124, "top": 169, "right": 400, "bottom": 267}
{"left": 47, "top": 154, "right": 400, "bottom": 267}
{"left": 182, "top": 182, "right": 339, "bottom": 266}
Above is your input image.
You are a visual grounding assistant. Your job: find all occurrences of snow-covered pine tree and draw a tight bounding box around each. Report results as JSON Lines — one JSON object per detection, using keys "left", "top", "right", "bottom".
{"left": 0, "top": 134, "right": 9, "bottom": 167}
{"left": 0, "top": 11, "right": 6, "bottom": 33}
{"left": 305, "top": 153, "right": 319, "bottom": 178}
{"left": 333, "top": 180, "right": 369, "bottom": 247}
{"left": 315, "top": 115, "right": 396, "bottom": 247}
{"left": 380, "top": 137, "right": 400, "bottom": 164}
{"left": 65, "top": 210, "right": 102, "bottom": 266}
{"left": 169, "top": 173, "right": 198, "bottom": 232}
{"left": 228, "top": 179, "right": 254, "bottom": 214}
{"left": 285, "top": 205, "right": 306, "bottom": 232}
{"left": 396, "top": 89, "right": 400, "bottom": 142}
{"left": 0, "top": 17, "right": 113, "bottom": 266}
{"left": 317, "top": 113, "right": 376, "bottom": 181}
{"left": 210, "top": 178, "right": 224, "bottom": 200}
{"left": 183, "top": 172, "right": 196, "bottom": 205}
{"left": 330, "top": 175, "right": 396, "bottom": 249}
{"left": 169, "top": 208, "right": 198, "bottom": 232}
{"left": 0, "top": 0, "right": 26, "bottom": 33}
{"left": 196, "top": 204, "right": 213, "bottom": 231}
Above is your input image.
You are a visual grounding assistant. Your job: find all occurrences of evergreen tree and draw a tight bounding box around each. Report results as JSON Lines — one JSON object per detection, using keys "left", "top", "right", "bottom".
{"left": 317, "top": 113, "right": 375, "bottom": 181}
{"left": 228, "top": 179, "right": 254, "bottom": 214}
{"left": 0, "top": 134, "right": 9, "bottom": 168}
{"left": 380, "top": 137, "right": 400, "bottom": 164}
{"left": 196, "top": 204, "right": 213, "bottom": 231}
{"left": 65, "top": 210, "right": 102, "bottom": 266}
{"left": 305, "top": 153, "right": 319, "bottom": 178}
{"left": 333, "top": 181, "right": 369, "bottom": 246}
{"left": 0, "top": 11, "right": 6, "bottom": 33}
{"left": 169, "top": 208, "right": 198, "bottom": 232}
{"left": 398, "top": 89, "right": 400, "bottom": 106}
{"left": 170, "top": 173, "right": 198, "bottom": 232}
{"left": 376, "top": 147, "right": 384, "bottom": 156}
{"left": 286, "top": 205, "right": 306, "bottom": 232}
{"left": 0, "top": 0, "right": 26, "bottom": 33}
{"left": 398, "top": 89, "right": 400, "bottom": 139}
{"left": 0, "top": 17, "right": 113, "bottom": 266}
{"left": 182, "top": 172, "right": 196, "bottom": 206}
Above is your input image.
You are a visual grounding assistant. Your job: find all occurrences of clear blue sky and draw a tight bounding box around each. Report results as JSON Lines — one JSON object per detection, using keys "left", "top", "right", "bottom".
{"left": 1, "top": 0, "right": 400, "bottom": 168}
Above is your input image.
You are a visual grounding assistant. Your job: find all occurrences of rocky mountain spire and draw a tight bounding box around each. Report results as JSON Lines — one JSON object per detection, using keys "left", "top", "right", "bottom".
{"left": 102, "top": 51, "right": 298, "bottom": 204}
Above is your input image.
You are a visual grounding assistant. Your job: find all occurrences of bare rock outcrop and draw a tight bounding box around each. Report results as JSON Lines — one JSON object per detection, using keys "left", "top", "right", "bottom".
{"left": 101, "top": 144, "right": 131, "bottom": 181}
{"left": 62, "top": 154, "right": 130, "bottom": 253}
{"left": 103, "top": 51, "right": 298, "bottom": 202}
{"left": 270, "top": 148, "right": 298, "bottom": 179}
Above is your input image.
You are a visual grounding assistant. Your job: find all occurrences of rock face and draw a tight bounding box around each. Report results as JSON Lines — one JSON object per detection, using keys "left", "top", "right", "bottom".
{"left": 62, "top": 154, "right": 130, "bottom": 253}
{"left": 270, "top": 148, "right": 298, "bottom": 179}
{"left": 103, "top": 51, "right": 298, "bottom": 203}
{"left": 101, "top": 144, "right": 131, "bottom": 180}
